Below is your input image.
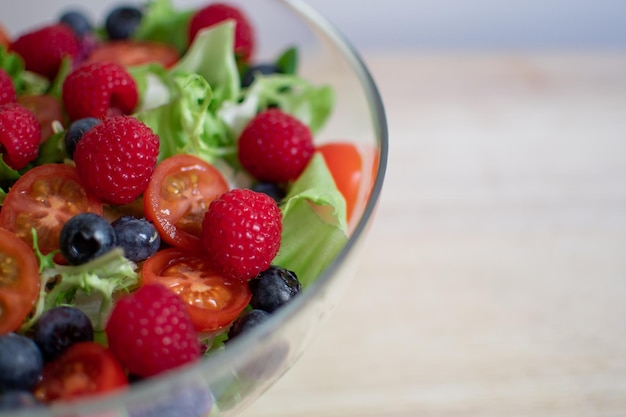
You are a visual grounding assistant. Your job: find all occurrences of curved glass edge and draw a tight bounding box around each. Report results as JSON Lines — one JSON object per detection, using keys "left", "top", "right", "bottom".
{"left": 7, "top": 1, "right": 388, "bottom": 416}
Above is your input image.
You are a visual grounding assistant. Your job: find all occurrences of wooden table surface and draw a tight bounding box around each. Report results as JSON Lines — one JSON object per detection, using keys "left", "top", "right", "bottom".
{"left": 240, "top": 50, "right": 626, "bottom": 417}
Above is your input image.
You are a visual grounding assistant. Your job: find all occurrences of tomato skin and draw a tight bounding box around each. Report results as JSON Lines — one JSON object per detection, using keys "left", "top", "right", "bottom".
{"left": 0, "top": 228, "right": 40, "bottom": 335}
{"left": 0, "top": 164, "right": 104, "bottom": 258}
{"left": 17, "top": 94, "right": 64, "bottom": 143}
{"left": 84, "top": 40, "right": 180, "bottom": 68}
{"left": 142, "top": 248, "right": 252, "bottom": 332}
{"left": 316, "top": 142, "right": 362, "bottom": 223}
{"left": 144, "top": 154, "right": 229, "bottom": 252}
{"left": 34, "top": 342, "right": 128, "bottom": 404}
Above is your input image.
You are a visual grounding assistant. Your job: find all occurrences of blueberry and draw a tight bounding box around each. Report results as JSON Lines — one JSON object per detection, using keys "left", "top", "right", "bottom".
{"left": 128, "top": 386, "right": 213, "bottom": 417}
{"left": 33, "top": 306, "right": 94, "bottom": 362}
{"left": 250, "top": 182, "right": 286, "bottom": 203}
{"left": 64, "top": 117, "right": 100, "bottom": 158}
{"left": 59, "top": 213, "right": 117, "bottom": 265}
{"left": 59, "top": 9, "right": 93, "bottom": 37}
{"left": 241, "top": 63, "right": 281, "bottom": 88}
{"left": 0, "top": 391, "right": 42, "bottom": 410}
{"left": 0, "top": 333, "right": 43, "bottom": 391}
{"left": 105, "top": 5, "right": 143, "bottom": 40}
{"left": 248, "top": 266, "right": 301, "bottom": 313}
{"left": 111, "top": 216, "right": 161, "bottom": 262}
{"left": 227, "top": 309, "right": 271, "bottom": 341}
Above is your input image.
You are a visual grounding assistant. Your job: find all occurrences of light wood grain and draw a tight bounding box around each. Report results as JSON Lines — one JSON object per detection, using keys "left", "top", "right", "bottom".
{"left": 240, "top": 50, "right": 626, "bottom": 417}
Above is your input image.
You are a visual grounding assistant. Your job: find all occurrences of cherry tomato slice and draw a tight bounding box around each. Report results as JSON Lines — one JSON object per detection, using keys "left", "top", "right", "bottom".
{"left": 84, "top": 40, "right": 180, "bottom": 68}
{"left": 0, "top": 164, "right": 104, "bottom": 257}
{"left": 144, "top": 154, "right": 229, "bottom": 251}
{"left": 34, "top": 341, "right": 128, "bottom": 403}
{"left": 17, "top": 94, "right": 64, "bottom": 143}
{"left": 142, "top": 248, "right": 252, "bottom": 332}
{"left": 0, "top": 228, "right": 40, "bottom": 335}
{"left": 317, "top": 142, "right": 362, "bottom": 222}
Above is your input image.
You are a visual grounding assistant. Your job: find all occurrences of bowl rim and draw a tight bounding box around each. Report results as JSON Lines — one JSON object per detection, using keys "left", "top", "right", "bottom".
{"left": 11, "top": 1, "right": 388, "bottom": 415}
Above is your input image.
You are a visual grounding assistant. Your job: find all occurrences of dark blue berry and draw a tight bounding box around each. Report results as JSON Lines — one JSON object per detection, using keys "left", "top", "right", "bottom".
{"left": 59, "top": 213, "right": 117, "bottom": 265}
{"left": 241, "top": 64, "right": 281, "bottom": 88}
{"left": 0, "top": 333, "right": 43, "bottom": 391}
{"left": 59, "top": 9, "right": 93, "bottom": 37}
{"left": 250, "top": 182, "right": 286, "bottom": 203}
{"left": 227, "top": 309, "right": 271, "bottom": 341}
{"left": 64, "top": 117, "right": 100, "bottom": 159}
{"left": 248, "top": 266, "right": 301, "bottom": 313}
{"left": 105, "top": 6, "right": 143, "bottom": 40}
{"left": 128, "top": 386, "right": 213, "bottom": 417}
{"left": 0, "top": 391, "right": 42, "bottom": 410}
{"left": 33, "top": 306, "right": 94, "bottom": 362}
{"left": 111, "top": 216, "right": 161, "bottom": 262}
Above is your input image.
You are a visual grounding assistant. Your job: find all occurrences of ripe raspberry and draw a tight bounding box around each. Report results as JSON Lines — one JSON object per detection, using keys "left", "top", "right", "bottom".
{"left": 202, "top": 188, "right": 282, "bottom": 281}
{"left": 106, "top": 284, "right": 201, "bottom": 378}
{"left": 62, "top": 61, "right": 138, "bottom": 121}
{"left": 238, "top": 108, "right": 314, "bottom": 183}
{"left": 73, "top": 116, "right": 159, "bottom": 205}
{"left": 0, "top": 69, "right": 16, "bottom": 105}
{"left": 10, "top": 24, "right": 78, "bottom": 79}
{"left": 0, "top": 103, "right": 41, "bottom": 170}
{"left": 188, "top": 3, "right": 255, "bottom": 62}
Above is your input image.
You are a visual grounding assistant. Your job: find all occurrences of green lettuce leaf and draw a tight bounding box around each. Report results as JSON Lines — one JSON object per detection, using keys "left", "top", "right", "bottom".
{"left": 274, "top": 153, "right": 348, "bottom": 287}
{"left": 172, "top": 20, "right": 240, "bottom": 103}
{"left": 0, "top": 47, "right": 48, "bottom": 95}
{"left": 0, "top": 46, "right": 26, "bottom": 92}
{"left": 135, "top": 71, "right": 236, "bottom": 165}
{"left": 132, "top": 22, "right": 244, "bottom": 165}
{"left": 47, "top": 56, "right": 73, "bottom": 99}
{"left": 128, "top": 62, "right": 174, "bottom": 112}
{"left": 0, "top": 158, "right": 21, "bottom": 186}
{"left": 132, "top": 0, "right": 194, "bottom": 54}
{"left": 219, "top": 73, "right": 334, "bottom": 139}
{"left": 23, "top": 232, "right": 139, "bottom": 332}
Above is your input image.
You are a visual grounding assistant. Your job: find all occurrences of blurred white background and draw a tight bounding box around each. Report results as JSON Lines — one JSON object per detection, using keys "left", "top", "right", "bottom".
{"left": 3, "top": 0, "right": 626, "bottom": 50}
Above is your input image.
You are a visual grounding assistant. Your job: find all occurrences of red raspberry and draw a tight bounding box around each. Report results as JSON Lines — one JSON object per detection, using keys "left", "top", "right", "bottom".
{"left": 106, "top": 284, "right": 201, "bottom": 378}
{"left": 238, "top": 108, "right": 314, "bottom": 183}
{"left": 202, "top": 188, "right": 282, "bottom": 281}
{"left": 0, "top": 103, "right": 41, "bottom": 170}
{"left": 188, "top": 3, "right": 255, "bottom": 62}
{"left": 10, "top": 24, "right": 78, "bottom": 79}
{"left": 62, "top": 61, "right": 138, "bottom": 121}
{"left": 73, "top": 116, "right": 159, "bottom": 205}
{"left": 0, "top": 69, "right": 16, "bottom": 105}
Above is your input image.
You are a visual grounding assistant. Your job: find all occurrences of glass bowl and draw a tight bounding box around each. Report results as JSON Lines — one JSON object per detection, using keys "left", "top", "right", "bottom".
{"left": 4, "top": 0, "right": 387, "bottom": 416}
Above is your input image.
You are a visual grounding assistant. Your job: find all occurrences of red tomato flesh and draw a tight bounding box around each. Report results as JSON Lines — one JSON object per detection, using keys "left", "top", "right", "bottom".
{"left": 34, "top": 342, "right": 128, "bottom": 403}
{"left": 317, "top": 142, "right": 367, "bottom": 223}
{"left": 84, "top": 40, "right": 180, "bottom": 68}
{"left": 17, "top": 94, "right": 64, "bottom": 143}
{"left": 144, "top": 154, "right": 229, "bottom": 252}
{"left": 0, "top": 228, "right": 40, "bottom": 335}
{"left": 0, "top": 164, "right": 104, "bottom": 258}
{"left": 142, "top": 248, "right": 251, "bottom": 333}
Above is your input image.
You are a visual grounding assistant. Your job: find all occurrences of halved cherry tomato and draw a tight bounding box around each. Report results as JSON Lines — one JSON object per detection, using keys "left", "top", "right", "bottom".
{"left": 34, "top": 341, "right": 128, "bottom": 403}
{"left": 317, "top": 142, "right": 377, "bottom": 223}
{"left": 18, "top": 94, "right": 64, "bottom": 143}
{"left": 144, "top": 154, "right": 229, "bottom": 251}
{"left": 142, "top": 248, "right": 252, "bottom": 332}
{"left": 317, "top": 142, "right": 380, "bottom": 225}
{"left": 0, "top": 164, "right": 104, "bottom": 257}
{"left": 0, "top": 228, "right": 40, "bottom": 335}
{"left": 84, "top": 40, "right": 180, "bottom": 68}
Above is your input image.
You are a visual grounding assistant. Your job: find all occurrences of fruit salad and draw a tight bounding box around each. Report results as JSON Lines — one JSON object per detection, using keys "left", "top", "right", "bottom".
{"left": 0, "top": 0, "right": 373, "bottom": 411}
